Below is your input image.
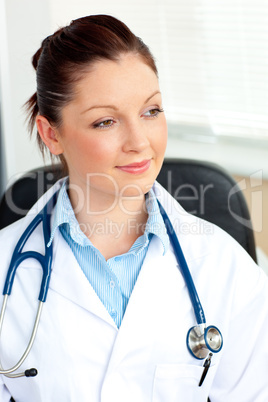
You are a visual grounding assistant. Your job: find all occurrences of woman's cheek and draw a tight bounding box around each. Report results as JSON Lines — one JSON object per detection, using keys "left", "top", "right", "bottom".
{"left": 155, "top": 120, "right": 168, "bottom": 155}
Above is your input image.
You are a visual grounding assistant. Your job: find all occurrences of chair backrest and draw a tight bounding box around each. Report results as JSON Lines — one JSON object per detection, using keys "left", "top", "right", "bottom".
{"left": 157, "top": 159, "right": 257, "bottom": 262}
{"left": 0, "top": 159, "right": 257, "bottom": 262}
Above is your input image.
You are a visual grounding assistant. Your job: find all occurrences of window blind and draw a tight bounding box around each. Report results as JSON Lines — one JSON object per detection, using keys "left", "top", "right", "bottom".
{"left": 151, "top": 1, "right": 268, "bottom": 143}
{"left": 51, "top": 0, "right": 268, "bottom": 144}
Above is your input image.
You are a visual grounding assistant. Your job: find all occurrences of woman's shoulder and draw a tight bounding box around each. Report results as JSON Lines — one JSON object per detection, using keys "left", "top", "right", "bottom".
{"left": 0, "top": 179, "right": 64, "bottom": 259}
{"left": 154, "top": 179, "right": 235, "bottom": 244}
{"left": 153, "top": 182, "right": 268, "bottom": 322}
{"left": 0, "top": 217, "right": 25, "bottom": 252}
{"left": 153, "top": 180, "right": 261, "bottom": 278}
{"left": 0, "top": 218, "right": 25, "bottom": 288}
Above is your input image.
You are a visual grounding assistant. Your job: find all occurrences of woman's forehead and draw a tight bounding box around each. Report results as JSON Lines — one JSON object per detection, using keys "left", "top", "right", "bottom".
{"left": 72, "top": 54, "right": 160, "bottom": 104}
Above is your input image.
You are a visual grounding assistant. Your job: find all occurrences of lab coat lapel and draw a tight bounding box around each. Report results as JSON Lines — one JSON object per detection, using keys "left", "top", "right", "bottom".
{"left": 48, "top": 231, "right": 116, "bottom": 327}
{"left": 104, "top": 235, "right": 185, "bottom": 374}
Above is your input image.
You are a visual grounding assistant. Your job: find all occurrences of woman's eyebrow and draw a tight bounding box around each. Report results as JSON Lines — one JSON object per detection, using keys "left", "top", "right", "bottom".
{"left": 81, "top": 90, "right": 161, "bottom": 115}
{"left": 144, "top": 90, "right": 161, "bottom": 104}
{"left": 81, "top": 104, "right": 119, "bottom": 114}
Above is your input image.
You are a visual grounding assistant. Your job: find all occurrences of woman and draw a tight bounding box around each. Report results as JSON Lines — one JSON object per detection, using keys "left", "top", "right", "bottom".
{"left": 0, "top": 15, "right": 267, "bottom": 402}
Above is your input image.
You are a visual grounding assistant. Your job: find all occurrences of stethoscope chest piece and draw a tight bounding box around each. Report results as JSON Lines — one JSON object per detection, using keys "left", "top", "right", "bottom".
{"left": 187, "top": 325, "right": 223, "bottom": 360}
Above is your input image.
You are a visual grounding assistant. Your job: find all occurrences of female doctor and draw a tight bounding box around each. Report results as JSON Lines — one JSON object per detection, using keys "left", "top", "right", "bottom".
{"left": 0, "top": 14, "right": 268, "bottom": 402}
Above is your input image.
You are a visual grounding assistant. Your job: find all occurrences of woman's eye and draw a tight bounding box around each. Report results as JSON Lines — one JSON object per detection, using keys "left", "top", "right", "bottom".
{"left": 93, "top": 119, "right": 114, "bottom": 129}
{"left": 143, "top": 108, "right": 164, "bottom": 118}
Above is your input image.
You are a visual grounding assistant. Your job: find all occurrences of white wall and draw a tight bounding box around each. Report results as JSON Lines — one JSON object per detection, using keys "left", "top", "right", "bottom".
{"left": 0, "top": 0, "right": 51, "bottom": 192}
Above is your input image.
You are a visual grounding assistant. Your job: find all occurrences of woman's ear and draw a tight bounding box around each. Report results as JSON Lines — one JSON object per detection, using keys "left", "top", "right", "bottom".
{"left": 35, "top": 115, "right": 64, "bottom": 155}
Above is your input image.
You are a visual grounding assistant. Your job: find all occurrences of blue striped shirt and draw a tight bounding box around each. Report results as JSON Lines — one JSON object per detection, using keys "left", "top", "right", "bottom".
{"left": 48, "top": 179, "right": 169, "bottom": 327}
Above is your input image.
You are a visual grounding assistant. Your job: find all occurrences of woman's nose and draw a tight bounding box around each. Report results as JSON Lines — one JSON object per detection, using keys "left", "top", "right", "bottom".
{"left": 122, "top": 121, "right": 150, "bottom": 153}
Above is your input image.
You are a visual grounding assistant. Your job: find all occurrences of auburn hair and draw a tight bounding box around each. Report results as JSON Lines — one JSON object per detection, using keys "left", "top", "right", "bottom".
{"left": 25, "top": 15, "right": 158, "bottom": 164}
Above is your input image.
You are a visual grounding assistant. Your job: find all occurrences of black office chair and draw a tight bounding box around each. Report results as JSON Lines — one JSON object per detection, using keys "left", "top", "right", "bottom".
{"left": 0, "top": 159, "right": 257, "bottom": 262}
{"left": 157, "top": 159, "right": 257, "bottom": 262}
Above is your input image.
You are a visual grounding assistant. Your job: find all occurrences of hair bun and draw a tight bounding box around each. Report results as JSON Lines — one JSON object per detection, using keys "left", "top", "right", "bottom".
{"left": 32, "top": 36, "right": 51, "bottom": 70}
{"left": 32, "top": 47, "right": 42, "bottom": 70}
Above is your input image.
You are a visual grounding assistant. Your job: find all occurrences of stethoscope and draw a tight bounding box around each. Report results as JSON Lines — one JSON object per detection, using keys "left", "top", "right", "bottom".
{"left": 0, "top": 191, "right": 223, "bottom": 379}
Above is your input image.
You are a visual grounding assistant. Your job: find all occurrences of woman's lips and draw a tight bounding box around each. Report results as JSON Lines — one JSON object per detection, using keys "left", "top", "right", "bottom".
{"left": 116, "top": 159, "right": 151, "bottom": 174}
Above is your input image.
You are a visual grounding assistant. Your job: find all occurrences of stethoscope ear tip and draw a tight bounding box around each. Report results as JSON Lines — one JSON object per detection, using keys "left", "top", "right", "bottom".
{"left": 25, "top": 368, "right": 38, "bottom": 377}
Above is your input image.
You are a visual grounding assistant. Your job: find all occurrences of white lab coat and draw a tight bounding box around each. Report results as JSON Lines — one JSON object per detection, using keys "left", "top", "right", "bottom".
{"left": 0, "top": 179, "right": 268, "bottom": 402}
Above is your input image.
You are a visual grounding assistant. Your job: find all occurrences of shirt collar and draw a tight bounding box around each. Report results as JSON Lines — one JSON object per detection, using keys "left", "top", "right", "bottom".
{"left": 47, "top": 178, "right": 87, "bottom": 247}
{"left": 48, "top": 179, "right": 169, "bottom": 254}
{"left": 143, "top": 188, "right": 169, "bottom": 254}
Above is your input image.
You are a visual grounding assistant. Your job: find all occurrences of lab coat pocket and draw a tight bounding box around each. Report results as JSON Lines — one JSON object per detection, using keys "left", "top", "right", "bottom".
{"left": 153, "top": 364, "right": 212, "bottom": 402}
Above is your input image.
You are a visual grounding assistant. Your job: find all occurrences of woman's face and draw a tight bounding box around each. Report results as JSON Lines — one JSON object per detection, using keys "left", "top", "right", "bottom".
{"left": 53, "top": 53, "right": 168, "bottom": 200}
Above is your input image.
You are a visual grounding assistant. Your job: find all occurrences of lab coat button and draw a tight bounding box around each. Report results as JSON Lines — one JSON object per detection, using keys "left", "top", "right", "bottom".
{"left": 110, "top": 309, "right": 117, "bottom": 317}
{"left": 110, "top": 280, "right": 116, "bottom": 288}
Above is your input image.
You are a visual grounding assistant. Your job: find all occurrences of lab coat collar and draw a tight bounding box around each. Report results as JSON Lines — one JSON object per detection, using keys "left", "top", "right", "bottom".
{"left": 49, "top": 229, "right": 117, "bottom": 327}
{"left": 48, "top": 219, "right": 183, "bottom": 333}
{"left": 17, "top": 178, "right": 116, "bottom": 327}
{"left": 20, "top": 179, "right": 187, "bottom": 329}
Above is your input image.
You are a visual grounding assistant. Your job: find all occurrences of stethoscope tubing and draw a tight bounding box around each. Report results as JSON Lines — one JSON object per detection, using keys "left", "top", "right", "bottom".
{"left": 0, "top": 297, "right": 43, "bottom": 377}
{"left": 0, "top": 189, "right": 221, "bottom": 378}
{"left": 3, "top": 192, "right": 57, "bottom": 302}
{"left": 157, "top": 200, "right": 206, "bottom": 325}
{"left": 0, "top": 192, "right": 58, "bottom": 377}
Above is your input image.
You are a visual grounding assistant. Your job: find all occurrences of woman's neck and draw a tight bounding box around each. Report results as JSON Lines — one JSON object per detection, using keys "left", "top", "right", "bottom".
{"left": 68, "top": 185, "right": 149, "bottom": 260}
